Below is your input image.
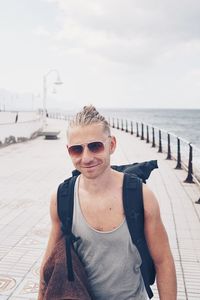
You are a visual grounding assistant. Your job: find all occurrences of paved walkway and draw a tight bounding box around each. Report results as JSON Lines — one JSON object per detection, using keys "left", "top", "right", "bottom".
{"left": 0, "top": 118, "right": 200, "bottom": 299}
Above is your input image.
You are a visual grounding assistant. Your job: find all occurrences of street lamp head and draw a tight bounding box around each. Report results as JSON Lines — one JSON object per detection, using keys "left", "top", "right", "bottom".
{"left": 54, "top": 74, "right": 63, "bottom": 85}
{"left": 54, "top": 80, "right": 63, "bottom": 85}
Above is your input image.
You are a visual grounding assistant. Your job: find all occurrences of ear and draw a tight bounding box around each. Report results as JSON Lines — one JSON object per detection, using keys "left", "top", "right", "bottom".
{"left": 109, "top": 136, "right": 116, "bottom": 154}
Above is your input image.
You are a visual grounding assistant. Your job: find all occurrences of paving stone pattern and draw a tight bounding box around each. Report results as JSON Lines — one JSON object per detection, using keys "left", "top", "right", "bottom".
{"left": 0, "top": 118, "right": 200, "bottom": 299}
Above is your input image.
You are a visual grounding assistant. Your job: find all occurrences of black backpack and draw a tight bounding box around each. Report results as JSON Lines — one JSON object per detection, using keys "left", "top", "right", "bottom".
{"left": 57, "top": 160, "right": 158, "bottom": 299}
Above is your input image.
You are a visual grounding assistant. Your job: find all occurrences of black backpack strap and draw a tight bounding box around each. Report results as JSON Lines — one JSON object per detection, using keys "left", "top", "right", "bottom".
{"left": 57, "top": 175, "right": 78, "bottom": 281}
{"left": 123, "top": 173, "right": 155, "bottom": 299}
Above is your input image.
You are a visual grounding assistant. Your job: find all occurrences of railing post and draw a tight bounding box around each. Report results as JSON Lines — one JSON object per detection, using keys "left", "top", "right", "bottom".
{"left": 141, "top": 123, "right": 144, "bottom": 140}
{"left": 184, "top": 144, "right": 194, "bottom": 183}
{"left": 146, "top": 125, "right": 149, "bottom": 143}
{"left": 166, "top": 133, "right": 172, "bottom": 160}
{"left": 158, "top": 130, "right": 162, "bottom": 152}
{"left": 117, "top": 118, "right": 119, "bottom": 129}
{"left": 112, "top": 118, "right": 115, "bottom": 128}
{"left": 126, "top": 120, "right": 128, "bottom": 132}
{"left": 175, "top": 138, "right": 182, "bottom": 169}
{"left": 121, "top": 119, "right": 124, "bottom": 131}
{"left": 130, "top": 121, "right": 133, "bottom": 135}
{"left": 152, "top": 127, "right": 156, "bottom": 147}
{"left": 136, "top": 122, "right": 139, "bottom": 137}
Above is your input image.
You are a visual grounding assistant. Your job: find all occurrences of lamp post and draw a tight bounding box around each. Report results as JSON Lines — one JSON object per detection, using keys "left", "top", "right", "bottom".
{"left": 42, "top": 69, "right": 63, "bottom": 125}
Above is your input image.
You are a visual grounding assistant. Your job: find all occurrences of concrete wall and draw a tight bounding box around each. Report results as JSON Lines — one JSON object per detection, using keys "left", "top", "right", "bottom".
{"left": 0, "top": 112, "right": 44, "bottom": 146}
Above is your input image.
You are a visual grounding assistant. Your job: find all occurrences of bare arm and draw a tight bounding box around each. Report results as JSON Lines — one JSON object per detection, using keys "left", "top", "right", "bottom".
{"left": 143, "top": 184, "right": 177, "bottom": 300}
{"left": 37, "top": 192, "right": 63, "bottom": 300}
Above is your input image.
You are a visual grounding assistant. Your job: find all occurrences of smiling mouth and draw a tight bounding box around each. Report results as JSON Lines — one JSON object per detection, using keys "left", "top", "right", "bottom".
{"left": 82, "top": 164, "right": 99, "bottom": 169}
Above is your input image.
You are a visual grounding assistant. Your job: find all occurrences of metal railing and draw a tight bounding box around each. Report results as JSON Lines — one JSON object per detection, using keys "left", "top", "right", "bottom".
{"left": 48, "top": 112, "right": 200, "bottom": 203}
{"left": 109, "top": 117, "right": 200, "bottom": 203}
{"left": 110, "top": 118, "right": 200, "bottom": 176}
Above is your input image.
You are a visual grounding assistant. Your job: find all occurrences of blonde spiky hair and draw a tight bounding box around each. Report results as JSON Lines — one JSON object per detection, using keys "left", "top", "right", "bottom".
{"left": 68, "top": 105, "right": 110, "bottom": 135}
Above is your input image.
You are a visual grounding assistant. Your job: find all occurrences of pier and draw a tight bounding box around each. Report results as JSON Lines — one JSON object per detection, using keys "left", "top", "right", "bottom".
{"left": 0, "top": 117, "right": 200, "bottom": 299}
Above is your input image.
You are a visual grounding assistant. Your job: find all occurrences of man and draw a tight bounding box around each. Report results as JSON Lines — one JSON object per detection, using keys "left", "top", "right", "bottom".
{"left": 38, "top": 105, "right": 177, "bottom": 299}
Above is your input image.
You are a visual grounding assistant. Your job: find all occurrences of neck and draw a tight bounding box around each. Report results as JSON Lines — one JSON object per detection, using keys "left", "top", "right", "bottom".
{"left": 80, "top": 168, "right": 120, "bottom": 194}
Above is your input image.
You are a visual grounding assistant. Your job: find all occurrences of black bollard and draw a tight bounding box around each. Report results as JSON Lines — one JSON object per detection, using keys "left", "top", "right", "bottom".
{"left": 175, "top": 138, "right": 182, "bottom": 169}
{"left": 112, "top": 118, "right": 115, "bottom": 128}
{"left": 121, "top": 119, "right": 124, "bottom": 131}
{"left": 130, "top": 121, "right": 133, "bottom": 135}
{"left": 158, "top": 130, "right": 162, "bottom": 153}
{"left": 146, "top": 125, "right": 149, "bottom": 143}
{"left": 184, "top": 144, "right": 194, "bottom": 183}
{"left": 117, "top": 118, "right": 119, "bottom": 129}
{"left": 152, "top": 127, "right": 156, "bottom": 147}
{"left": 136, "top": 122, "right": 139, "bottom": 137}
{"left": 166, "top": 133, "right": 172, "bottom": 160}
{"left": 126, "top": 120, "right": 128, "bottom": 133}
{"left": 141, "top": 123, "right": 144, "bottom": 140}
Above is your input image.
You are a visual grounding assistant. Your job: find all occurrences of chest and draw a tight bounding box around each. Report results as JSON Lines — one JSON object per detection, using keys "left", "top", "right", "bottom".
{"left": 78, "top": 189, "right": 125, "bottom": 232}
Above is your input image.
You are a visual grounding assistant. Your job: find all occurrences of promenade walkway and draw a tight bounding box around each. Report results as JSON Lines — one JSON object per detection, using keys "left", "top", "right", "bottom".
{"left": 0, "top": 118, "right": 200, "bottom": 299}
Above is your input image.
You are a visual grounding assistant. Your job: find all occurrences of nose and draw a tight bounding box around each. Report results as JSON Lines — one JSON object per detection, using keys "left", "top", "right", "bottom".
{"left": 81, "top": 146, "right": 93, "bottom": 163}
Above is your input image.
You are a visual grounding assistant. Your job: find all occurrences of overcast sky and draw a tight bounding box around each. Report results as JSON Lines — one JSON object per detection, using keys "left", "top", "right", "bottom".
{"left": 0, "top": 0, "right": 200, "bottom": 111}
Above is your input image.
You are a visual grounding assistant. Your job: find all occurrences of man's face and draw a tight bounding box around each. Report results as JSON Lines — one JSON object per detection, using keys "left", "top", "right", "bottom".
{"left": 67, "top": 123, "right": 116, "bottom": 179}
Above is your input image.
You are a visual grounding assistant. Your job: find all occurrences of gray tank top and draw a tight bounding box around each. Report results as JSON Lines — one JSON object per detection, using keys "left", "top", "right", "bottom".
{"left": 72, "top": 176, "right": 147, "bottom": 300}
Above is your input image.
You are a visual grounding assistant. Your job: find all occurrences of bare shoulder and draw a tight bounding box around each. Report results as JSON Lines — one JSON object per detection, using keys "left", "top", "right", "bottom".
{"left": 142, "top": 183, "right": 176, "bottom": 277}
{"left": 49, "top": 191, "right": 60, "bottom": 225}
{"left": 142, "top": 183, "right": 160, "bottom": 220}
{"left": 142, "top": 183, "right": 170, "bottom": 257}
{"left": 48, "top": 191, "right": 63, "bottom": 242}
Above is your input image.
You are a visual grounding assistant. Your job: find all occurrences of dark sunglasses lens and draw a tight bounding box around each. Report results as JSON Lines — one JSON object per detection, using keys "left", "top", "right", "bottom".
{"left": 88, "top": 142, "right": 104, "bottom": 153}
{"left": 68, "top": 145, "right": 83, "bottom": 156}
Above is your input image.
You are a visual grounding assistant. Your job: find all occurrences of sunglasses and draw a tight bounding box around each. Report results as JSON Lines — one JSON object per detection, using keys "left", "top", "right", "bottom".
{"left": 68, "top": 137, "right": 111, "bottom": 157}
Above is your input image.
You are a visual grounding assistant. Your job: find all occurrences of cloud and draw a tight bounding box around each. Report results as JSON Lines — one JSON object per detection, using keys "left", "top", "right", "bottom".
{"left": 45, "top": 0, "right": 200, "bottom": 66}
{"left": 33, "top": 26, "right": 51, "bottom": 37}
{"left": 1, "top": 0, "right": 200, "bottom": 109}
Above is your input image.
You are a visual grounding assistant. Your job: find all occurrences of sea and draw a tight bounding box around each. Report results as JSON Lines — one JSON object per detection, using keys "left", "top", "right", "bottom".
{"left": 99, "top": 108, "right": 200, "bottom": 149}
{"left": 1, "top": 108, "right": 200, "bottom": 149}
